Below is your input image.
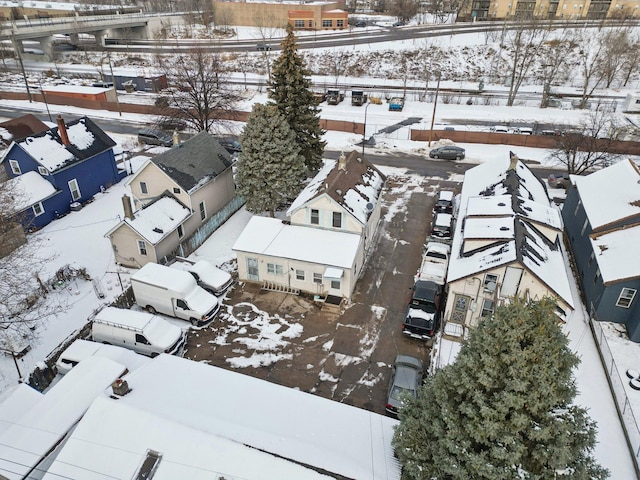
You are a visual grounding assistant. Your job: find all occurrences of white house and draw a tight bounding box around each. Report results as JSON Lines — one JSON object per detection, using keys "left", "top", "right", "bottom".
{"left": 442, "top": 154, "right": 574, "bottom": 339}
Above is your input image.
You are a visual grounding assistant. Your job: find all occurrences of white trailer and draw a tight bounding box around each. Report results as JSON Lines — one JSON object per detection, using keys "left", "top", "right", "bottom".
{"left": 131, "top": 262, "right": 220, "bottom": 326}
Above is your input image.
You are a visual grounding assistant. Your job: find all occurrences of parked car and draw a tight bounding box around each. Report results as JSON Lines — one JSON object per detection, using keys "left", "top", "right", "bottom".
{"left": 216, "top": 137, "right": 242, "bottom": 154}
{"left": 489, "top": 125, "right": 510, "bottom": 133}
{"left": 138, "top": 129, "right": 173, "bottom": 147}
{"left": 170, "top": 259, "right": 233, "bottom": 296}
{"left": 392, "top": 21, "right": 405, "bottom": 27}
{"left": 353, "top": 21, "right": 367, "bottom": 27}
{"left": 429, "top": 146, "right": 465, "bottom": 160}
{"left": 431, "top": 212, "right": 453, "bottom": 239}
{"left": 256, "top": 43, "right": 271, "bottom": 51}
{"left": 386, "top": 355, "right": 424, "bottom": 415}
{"left": 511, "top": 126, "right": 533, "bottom": 135}
{"left": 402, "top": 280, "right": 442, "bottom": 340}
{"left": 157, "top": 117, "right": 186, "bottom": 132}
{"left": 548, "top": 173, "right": 571, "bottom": 189}
{"left": 434, "top": 190, "right": 454, "bottom": 214}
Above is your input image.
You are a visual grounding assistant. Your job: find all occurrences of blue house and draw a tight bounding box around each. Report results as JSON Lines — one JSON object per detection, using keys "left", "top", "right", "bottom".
{"left": 0, "top": 115, "right": 124, "bottom": 230}
{"left": 562, "top": 159, "right": 640, "bottom": 341}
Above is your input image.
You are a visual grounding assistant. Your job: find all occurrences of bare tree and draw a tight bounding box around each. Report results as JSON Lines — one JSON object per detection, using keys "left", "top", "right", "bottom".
{"left": 503, "top": 18, "right": 550, "bottom": 106}
{"left": 575, "top": 29, "right": 609, "bottom": 109}
{"left": 599, "top": 27, "right": 631, "bottom": 88}
{"left": 549, "top": 108, "right": 621, "bottom": 175}
{"left": 620, "top": 33, "right": 640, "bottom": 87}
{"left": 425, "top": 0, "right": 456, "bottom": 23}
{"left": 536, "top": 29, "right": 579, "bottom": 108}
{"left": 215, "top": 5, "right": 235, "bottom": 35}
{"left": 328, "top": 48, "right": 352, "bottom": 87}
{"left": 388, "top": 0, "right": 420, "bottom": 23}
{"left": 155, "top": 48, "right": 243, "bottom": 133}
{"left": 253, "top": 13, "right": 285, "bottom": 81}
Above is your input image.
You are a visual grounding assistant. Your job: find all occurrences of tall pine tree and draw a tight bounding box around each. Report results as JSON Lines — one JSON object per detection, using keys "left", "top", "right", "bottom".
{"left": 269, "top": 23, "right": 326, "bottom": 174}
{"left": 393, "top": 297, "right": 608, "bottom": 480}
{"left": 236, "top": 103, "right": 305, "bottom": 217}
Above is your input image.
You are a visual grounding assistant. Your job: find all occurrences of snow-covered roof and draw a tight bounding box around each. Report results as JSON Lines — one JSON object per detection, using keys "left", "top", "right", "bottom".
{"left": 590, "top": 223, "right": 640, "bottom": 283}
{"left": 109, "top": 195, "right": 191, "bottom": 245}
{"left": 43, "top": 354, "right": 400, "bottom": 480}
{"left": 287, "top": 152, "right": 386, "bottom": 225}
{"left": 4, "top": 170, "right": 58, "bottom": 212}
{"left": 448, "top": 155, "right": 573, "bottom": 307}
{"left": 12, "top": 116, "right": 116, "bottom": 173}
{"left": 233, "top": 216, "right": 361, "bottom": 269}
{"left": 0, "top": 384, "right": 41, "bottom": 436}
{"left": 574, "top": 159, "right": 640, "bottom": 231}
{"left": 42, "top": 85, "right": 111, "bottom": 95}
{"left": 0, "top": 357, "right": 126, "bottom": 480}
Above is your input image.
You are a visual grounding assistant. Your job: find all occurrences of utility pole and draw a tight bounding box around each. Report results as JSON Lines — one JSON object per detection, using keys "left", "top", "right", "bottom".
{"left": 108, "top": 53, "right": 122, "bottom": 117}
{"left": 428, "top": 72, "right": 441, "bottom": 147}
{"left": 38, "top": 76, "right": 52, "bottom": 122}
{"left": 12, "top": 28, "right": 32, "bottom": 103}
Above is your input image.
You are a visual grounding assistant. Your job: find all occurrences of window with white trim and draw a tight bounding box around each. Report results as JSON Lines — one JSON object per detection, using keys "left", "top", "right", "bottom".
{"left": 588, "top": 251, "right": 594, "bottom": 267}
{"left": 38, "top": 166, "right": 48, "bottom": 175}
{"left": 580, "top": 218, "right": 588, "bottom": 236}
{"left": 296, "top": 269, "right": 305, "bottom": 281}
{"left": 310, "top": 209, "right": 319, "bottom": 225}
{"left": 32, "top": 202, "right": 44, "bottom": 216}
{"left": 137, "top": 240, "right": 147, "bottom": 256}
{"left": 322, "top": 19, "right": 333, "bottom": 27}
{"left": 9, "top": 160, "right": 21, "bottom": 175}
{"left": 140, "top": 181, "right": 148, "bottom": 194}
{"left": 480, "top": 299, "right": 494, "bottom": 318}
{"left": 68, "top": 179, "right": 81, "bottom": 201}
{"left": 267, "top": 263, "right": 284, "bottom": 275}
{"left": 593, "top": 269, "right": 601, "bottom": 285}
{"left": 177, "top": 224, "right": 184, "bottom": 238}
{"left": 313, "top": 273, "right": 323, "bottom": 283}
{"left": 294, "top": 19, "right": 305, "bottom": 28}
{"left": 574, "top": 199, "right": 581, "bottom": 216}
{"left": 332, "top": 211, "right": 342, "bottom": 228}
{"left": 484, "top": 273, "right": 499, "bottom": 292}
{"left": 616, "top": 288, "right": 637, "bottom": 308}
{"left": 199, "top": 201, "right": 206, "bottom": 221}
{"left": 336, "top": 19, "right": 344, "bottom": 27}
{"left": 330, "top": 279, "right": 341, "bottom": 289}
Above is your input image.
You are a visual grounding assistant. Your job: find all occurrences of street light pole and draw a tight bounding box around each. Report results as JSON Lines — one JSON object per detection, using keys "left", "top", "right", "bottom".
{"left": 428, "top": 71, "right": 441, "bottom": 147}
{"left": 362, "top": 101, "right": 371, "bottom": 157}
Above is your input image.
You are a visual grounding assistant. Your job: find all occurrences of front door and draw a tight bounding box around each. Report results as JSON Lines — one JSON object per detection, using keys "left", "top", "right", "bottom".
{"left": 246, "top": 258, "right": 259, "bottom": 281}
{"left": 451, "top": 295, "right": 470, "bottom": 324}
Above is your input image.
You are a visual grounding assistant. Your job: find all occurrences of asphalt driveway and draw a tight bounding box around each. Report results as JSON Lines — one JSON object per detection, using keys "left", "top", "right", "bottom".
{"left": 185, "top": 172, "right": 461, "bottom": 415}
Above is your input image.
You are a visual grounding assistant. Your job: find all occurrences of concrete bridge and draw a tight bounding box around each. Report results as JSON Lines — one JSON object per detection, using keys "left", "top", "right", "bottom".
{"left": 0, "top": 13, "right": 168, "bottom": 60}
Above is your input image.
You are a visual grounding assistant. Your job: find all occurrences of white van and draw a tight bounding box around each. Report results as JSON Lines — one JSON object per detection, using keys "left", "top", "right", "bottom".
{"left": 56, "top": 339, "right": 150, "bottom": 375}
{"left": 131, "top": 262, "right": 220, "bottom": 326}
{"left": 91, "top": 307, "right": 186, "bottom": 358}
{"left": 171, "top": 259, "right": 233, "bottom": 296}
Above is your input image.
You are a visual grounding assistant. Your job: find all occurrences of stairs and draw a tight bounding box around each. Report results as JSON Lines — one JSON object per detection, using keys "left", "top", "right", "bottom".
{"left": 261, "top": 280, "right": 300, "bottom": 295}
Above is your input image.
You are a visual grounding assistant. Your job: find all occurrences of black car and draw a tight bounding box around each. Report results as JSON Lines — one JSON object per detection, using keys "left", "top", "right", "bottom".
{"left": 402, "top": 280, "right": 442, "bottom": 340}
{"left": 138, "top": 129, "right": 173, "bottom": 147}
{"left": 353, "top": 21, "right": 367, "bottom": 27}
{"left": 256, "top": 43, "right": 271, "bottom": 51}
{"left": 434, "top": 190, "right": 454, "bottom": 214}
{"left": 429, "top": 145, "right": 465, "bottom": 160}
{"left": 431, "top": 213, "right": 452, "bottom": 239}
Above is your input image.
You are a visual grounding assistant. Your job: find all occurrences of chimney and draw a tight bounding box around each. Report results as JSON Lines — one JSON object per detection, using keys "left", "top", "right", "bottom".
{"left": 111, "top": 378, "right": 130, "bottom": 396}
{"left": 508, "top": 151, "right": 519, "bottom": 171}
{"left": 57, "top": 115, "right": 70, "bottom": 146}
{"left": 122, "top": 194, "right": 134, "bottom": 220}
{"left": 173, "top": 130, "right": 180, "bottom": 146}
{"left": 338, "top": 152, "right": 347, "bottom": 171}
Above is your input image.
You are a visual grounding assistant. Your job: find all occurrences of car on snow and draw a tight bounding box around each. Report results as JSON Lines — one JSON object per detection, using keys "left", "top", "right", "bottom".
{"left": 434, "top": 189, "right": 455, "bottom": 214}
{"left": 138, "top": 129, "right": 173, "bottom": 147}
{"left": 428, "top": 145, "right": 465, "bottom": 160}
{"left": 386, "top": 355, "right": 424, "bottom": 415}
{"left": 170, "top": 259, "right": 233, "bottom": 296}
{"left": 548, "top": 173, "right": 571, "bottom": 189}
{"left": 402, "top": 280, "right": 442, "bottom": 341}
{"left": 256, "top": 43, "right": 271, "bottom": 51}
{"left": 431, "top": 212, "right": 453, "bottom": 239}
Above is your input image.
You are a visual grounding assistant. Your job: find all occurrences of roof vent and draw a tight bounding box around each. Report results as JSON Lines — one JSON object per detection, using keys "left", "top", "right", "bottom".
{"left": 134, "top": 450, "right": 162, "bottom": 480}
{"left": 336, "top": 189, "right": 342, "bottom": 195}
{"left": 112, "top": 378, "right": 130, "bottom": 396}
{"left": 152, "top": 227, "right": 163, "bottom": 234}
{"left": 356, "top": 156, "right": 363, "bottom": 163}
{"left": 497, "top": 202, "right": 506, "bottom": 207}
{"left": 500, "top": 226, "right": 509, "bottom": 231}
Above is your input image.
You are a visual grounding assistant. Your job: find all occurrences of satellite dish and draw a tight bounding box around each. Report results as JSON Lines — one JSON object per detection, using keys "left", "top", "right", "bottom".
{"left": 365, "top": 202, "right": 374, "bottom": 212}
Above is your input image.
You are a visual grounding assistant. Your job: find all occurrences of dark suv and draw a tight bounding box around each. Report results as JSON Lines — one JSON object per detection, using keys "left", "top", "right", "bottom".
{"left": 138, "top": 129, "right": 173, "bottom": 147}
{"left": 434, "top": 190, "right": 454, "bottom": 214}
{"left": 402, "top": 280, "right": 442, "bottom": 340}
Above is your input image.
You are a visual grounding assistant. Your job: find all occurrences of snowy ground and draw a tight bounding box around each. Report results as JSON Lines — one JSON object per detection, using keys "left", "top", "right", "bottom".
{"left": 1, "top": 22, "right": 639, "bottom": 477}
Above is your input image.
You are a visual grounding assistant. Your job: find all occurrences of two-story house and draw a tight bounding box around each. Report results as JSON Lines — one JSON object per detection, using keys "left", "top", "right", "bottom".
{"left": 0, "top": 115, "right": 123, "bottom": 230}
{"left": 106, "top": 131, "right": 235, "bottom": 267}
{"left": 562, "top": 159, "right": 640, "bottom": 341}
{"left": 442, "top": 154, "right": 574, "bottom": 339}
{"left": 233, "top": 151, "right": 386, "bottom": 300}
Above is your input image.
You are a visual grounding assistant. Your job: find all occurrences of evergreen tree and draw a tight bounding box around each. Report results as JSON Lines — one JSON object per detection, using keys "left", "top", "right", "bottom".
{"left": 269, "top": 22, "right": 326, "bottom": 174}
{"left": 393, "top": 297, "right": 608, "bottom": 480}
{"left": 236, "top": 103, "right": 305, "bottom": 217}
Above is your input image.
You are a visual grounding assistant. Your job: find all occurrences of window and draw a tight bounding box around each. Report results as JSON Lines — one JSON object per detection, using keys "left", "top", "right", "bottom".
{"left": 32, "top": 202, "right": 44, "bottom": 216}
{"left": 38, "top": 166, "right": 48, "bottom": 176}
{"left": 574, "top": 199, "right": 581, "bottom": 216}
{"left": 588, "top": 252, "right": 594, "bottom": 267}
{"left": 310, "top": 209, "right": 319, "bottom": 225}
{"left": 9, "top": 160, "right": 20, "bottom": 175}
{"left": 296, "top": 269, "right": 305, "bottom": 281}
{"left": 140, "top": 182, "right": 148, "bottom": 194}
{"left": 308, "top": 20, "right": 313, "bottom": 28}
{"left": 313, "top": 273, "right": 323, "bottom": 283}
{"left": 177, "top": 224, "right": 184, "bottom": 238}
{"left": 267, "top": 263, "right": 284, "bottom": 275}
{"left": 173, "top": 187, "right": 181, "bottom": 194}
{"left": 322, "top": 19, "right": 333, "bottom": 27}
{"left": 331, "top": 279, "right": 341, "bottom": 289}
{"left": 176, "top": 299, "right": 188, "bottom": 310}
{"left": 199, "top": 201, "right": 206, "bottom": 221}
{"left": 484, "top": 273, "right": 499, "bottom": 292}
{"left": 616, "top": 288, "right": 637, "bottom": 308}
{"left": 68, "top": 179, "right": 81, "bottom": 201}
{"left": 294, "top": 19, "right": 305, "bottom": 28}
{"left": 336, "top": 19, "right": 344, "bottom": 27}
{"left": 137, "top": 240, "right": 147, "bottom": 256}
{"left": 580, "top": 218, "right": 589, "bottom": 236}
{"left": 480, "top": 299, "right": 494, "bottom": 318}
{"left": 332, "top": 212, "right": 342, "bottom": 228}
{"left": 593, "top": 269, "right": 601, "bottom": 285}
{"left": 135, "top": 334, "right": 150, "bottom": 345}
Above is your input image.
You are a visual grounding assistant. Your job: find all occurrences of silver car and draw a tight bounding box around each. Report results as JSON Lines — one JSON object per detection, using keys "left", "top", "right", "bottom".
{"left": 386, "top": 355, "right": 424, "bottom": 415}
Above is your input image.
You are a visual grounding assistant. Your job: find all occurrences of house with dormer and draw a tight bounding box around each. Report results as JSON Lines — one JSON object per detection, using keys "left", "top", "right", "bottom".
{"left": 442, "top": 154, "right": 574, "bottom": 339}
{"left": 106, "top": 132, "right": 235, "bottom": 267}
{"left": 0, "top": 115, "right": 123, "bottom": 230}
{"left": 233, "top": 151, "right": 386, "bottom": 300}
{"left": 562, "top": 159, "right": 640, "bottom": 342}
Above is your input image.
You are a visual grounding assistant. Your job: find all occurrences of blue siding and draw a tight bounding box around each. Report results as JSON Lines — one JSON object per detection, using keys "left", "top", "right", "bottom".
{"left": 3, "top": 145, "right": 41, "bottom": 179}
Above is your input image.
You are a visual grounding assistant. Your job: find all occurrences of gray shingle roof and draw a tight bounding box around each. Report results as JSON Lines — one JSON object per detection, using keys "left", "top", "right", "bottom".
{"left": 152, "top": 132, "right": 233, "bottom": 192}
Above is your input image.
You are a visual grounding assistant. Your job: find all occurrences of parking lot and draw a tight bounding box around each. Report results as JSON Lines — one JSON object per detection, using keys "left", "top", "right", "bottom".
{"left": 185, "top": 173, "right": 460, "bottom": 415}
